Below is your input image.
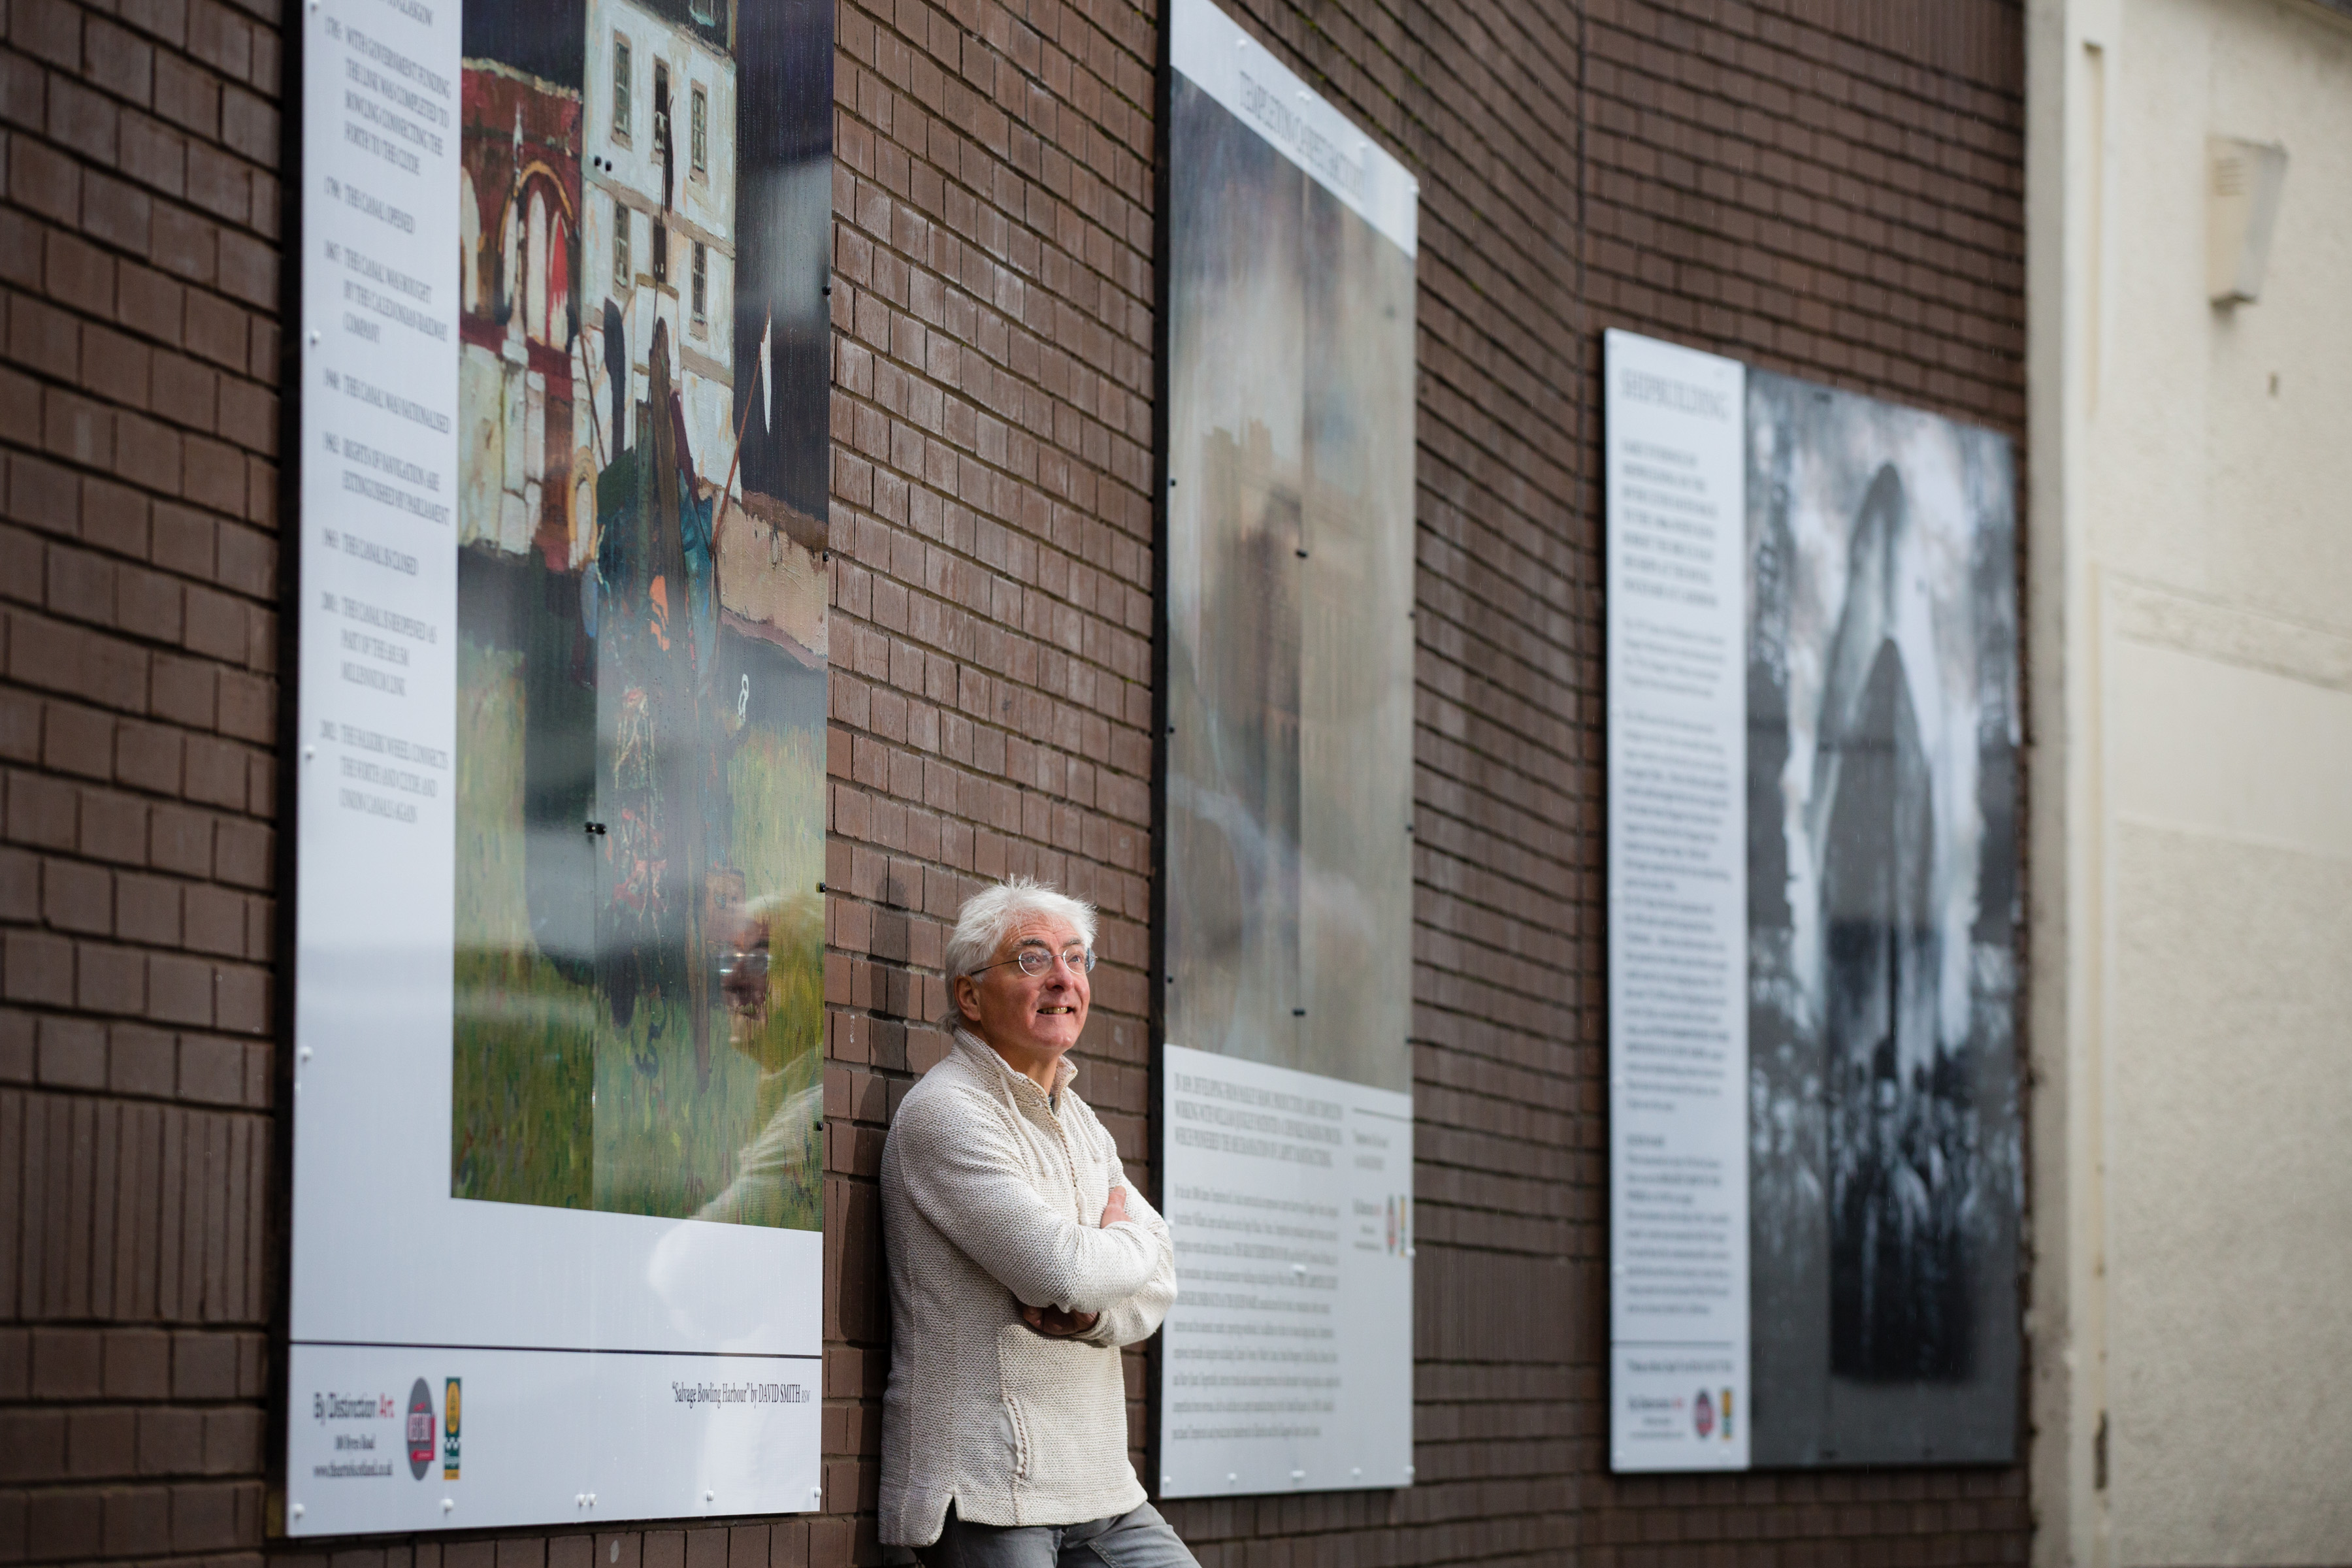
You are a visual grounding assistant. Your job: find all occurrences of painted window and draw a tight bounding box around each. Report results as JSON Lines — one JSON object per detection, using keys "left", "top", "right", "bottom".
{"left": 525, "top": 190, "right": 547, "bottom": 342}
{"left": 612, "top": 197, "right": 630, "bottom": 285}
{"left": 612, "top": 36, "right": 632, "bottom": 138}
{"left": 691, "top": 86, "right": 708, "bottom": 176}
{"left": 692, "top": 240, "right": 707, "bottom": 323}
{"left": 653, "top": 60, "right": 670, "bottom": 162}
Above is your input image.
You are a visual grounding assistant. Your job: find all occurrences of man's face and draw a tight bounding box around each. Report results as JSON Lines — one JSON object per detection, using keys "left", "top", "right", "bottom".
{"left": 956, "top": 913, "right": 1091, "bottom": 1060}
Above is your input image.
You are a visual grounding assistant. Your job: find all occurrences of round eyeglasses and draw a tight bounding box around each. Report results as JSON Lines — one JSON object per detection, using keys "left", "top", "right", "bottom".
{"left": 972, "top": 944, "right": 1096, "bottom": 980}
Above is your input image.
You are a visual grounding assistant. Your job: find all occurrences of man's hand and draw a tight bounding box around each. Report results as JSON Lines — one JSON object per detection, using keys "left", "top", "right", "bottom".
{"left": 1018, "top": 1301, "right": 1099, "bottom": 1337}
{"left": 1015, "top": 1185, "right": 1133, "bottom": 1337}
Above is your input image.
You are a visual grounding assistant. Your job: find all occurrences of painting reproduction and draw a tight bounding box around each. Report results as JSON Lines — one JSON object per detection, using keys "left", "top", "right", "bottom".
{"left": 447, "top": 0, "right": 830, "bottom": 1228}
{"left": 1743, "top": 372, "right": 2022, "bottom": 1463}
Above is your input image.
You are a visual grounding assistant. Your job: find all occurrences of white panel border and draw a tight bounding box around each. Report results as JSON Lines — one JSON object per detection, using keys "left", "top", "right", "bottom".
{"left": 1168, "top": 0, "right": 1418, "bottom": 257}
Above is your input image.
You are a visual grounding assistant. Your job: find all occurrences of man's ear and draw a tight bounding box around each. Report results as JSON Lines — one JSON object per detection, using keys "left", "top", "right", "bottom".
{"left": 953, "top": 975, "right": 981, "bottom": 1023}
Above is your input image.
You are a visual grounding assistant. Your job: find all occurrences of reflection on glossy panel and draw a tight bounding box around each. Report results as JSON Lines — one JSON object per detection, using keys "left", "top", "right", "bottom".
{"left": 448, "top": 0, "right": 828, "bottom": 1228}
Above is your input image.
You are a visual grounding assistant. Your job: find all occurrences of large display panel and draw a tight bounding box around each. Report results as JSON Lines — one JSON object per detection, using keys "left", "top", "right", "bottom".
{"left": 289, "top": 0, "right": 831, "bottom": 1534}
{"left": 1605, "top": 330, "right": 2023, "bottom": 1471}
{"left": 1158, "top": 0, "right": 1419, "bottom": 1499}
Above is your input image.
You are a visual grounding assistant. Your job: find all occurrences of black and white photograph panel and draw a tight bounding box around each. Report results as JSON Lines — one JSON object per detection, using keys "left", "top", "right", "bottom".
{"left": 1744, "top": 372, "right": 2023, "bottom": 1465}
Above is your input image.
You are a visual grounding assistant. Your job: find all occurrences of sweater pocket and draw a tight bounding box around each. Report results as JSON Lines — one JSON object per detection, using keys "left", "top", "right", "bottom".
{"left": 996, "top": 1319, "right": 1120, "bottom": 1495}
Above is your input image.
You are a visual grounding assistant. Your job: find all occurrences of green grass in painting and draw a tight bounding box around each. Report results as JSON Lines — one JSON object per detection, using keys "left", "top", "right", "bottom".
{"left": 450, "top": 636, "right": 823, "bottom": 1230}
{"left": 450, "top": 642, "right": 595, "bottom": 1209}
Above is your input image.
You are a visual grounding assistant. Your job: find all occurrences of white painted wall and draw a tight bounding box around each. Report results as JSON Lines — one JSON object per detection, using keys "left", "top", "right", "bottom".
{"left": 2029, "top": 0, "right": 2352, "bottom": 1563}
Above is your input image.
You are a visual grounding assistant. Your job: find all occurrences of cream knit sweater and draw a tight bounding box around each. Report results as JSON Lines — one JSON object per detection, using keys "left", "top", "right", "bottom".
{"left": 879, "top": 1030, "right": 1177, "bottom": 1546}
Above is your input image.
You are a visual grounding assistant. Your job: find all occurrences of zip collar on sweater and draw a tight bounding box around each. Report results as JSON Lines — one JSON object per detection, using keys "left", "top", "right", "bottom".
{"left": 951, "top": 1028, "right": 1078, "bottom": 1111}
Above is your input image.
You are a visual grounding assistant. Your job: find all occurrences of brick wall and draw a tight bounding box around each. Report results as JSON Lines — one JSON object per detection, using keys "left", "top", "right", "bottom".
{"left": 0, "top": 0, "right": 284, "bottom": 1561}
{"left": 824, "top": 0, "right": 2031, "bottom": 1565}
{"left": 0, "top": 0, "right": 2029, "bottom": 1567}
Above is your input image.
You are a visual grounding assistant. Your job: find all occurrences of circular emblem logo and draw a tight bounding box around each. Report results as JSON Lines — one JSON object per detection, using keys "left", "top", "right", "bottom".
{"left": 406, "top": 1378, "right": 436, "bottom": 1479}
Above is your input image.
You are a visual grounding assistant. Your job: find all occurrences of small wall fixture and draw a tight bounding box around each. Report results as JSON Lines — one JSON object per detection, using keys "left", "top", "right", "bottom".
{"left": 2208, "top": 136, "right": 2287, "bottom": 305}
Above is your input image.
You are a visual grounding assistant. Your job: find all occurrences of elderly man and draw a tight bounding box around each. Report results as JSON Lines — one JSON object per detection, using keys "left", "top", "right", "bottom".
{"left": 880, "top": 877, "right": 1190, "bottom": 1568}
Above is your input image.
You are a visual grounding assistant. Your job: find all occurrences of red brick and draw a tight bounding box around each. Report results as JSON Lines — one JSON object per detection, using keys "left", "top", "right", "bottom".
{"left": 42, "top": 698, "right": 113, "bottom": 779}
{"left": 83, "top": 18, "right": 156, "bottom": 105}
{"left": 78, "top": 939, "right": 146, "bottom": 1014}
{"left": 7, "top": 766, "right": 76, "bottom": 847}
{"left": 9, "top": 293, "right": 80, "bottom": 380}
{"left": 144, "top": 951, "right": 208, "bottom": 1024}
{"left": 41, "top": 855, "right": 111, "bottom": 933}
{"left": 29, "top": 1327, "right": 102, "bottom": 1398}
{"left": 0, "top": 843, "right": 34, "bottom": 919}
{"left": 27, "top": 1488, "right": 103, "bottom": 1560}
{"left": 66, "top": 1407, "right": 137, "bottom": 1478}
{"left": 177, "top": 1032, "right": 238, "bottom": 1102}
{"left": 81, "top": 478, "right": 149, "bottom": 559}
{"left": 154, "top": 52, "right": 218, "bottom": 137}
{"left": 108, "top": 1021, "right": 176, "bottom": 1096}
{"left": 10, "top": 134, "right": 80, "bottom": 222}
{"left": 4, "top": 928, "right": 74, "bottom": 1005}
{"left": 147, "top": 802, "right": 209, "bottom": 876}
{"left": 116, "top": 870, "right": 182, "bottom": 946}
{"left": 46, "top": 542, "right": 118, "bottom": 627}
{"left": 37, "top": 1014, "right": 105, "bottom": 1086}
{"left": 139, "top": 1405, "right": 203, "bottom": 1475}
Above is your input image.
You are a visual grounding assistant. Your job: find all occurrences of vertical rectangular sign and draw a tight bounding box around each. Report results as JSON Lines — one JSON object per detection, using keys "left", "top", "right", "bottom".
{"left": 290, "top": 0, "right": 832, "bottom": 1534}
{"left": 1158, "top": 0, "right": 1419, "bottom": 1499}
{"left": 1603, "top": 330, "right": 1750, "bottom": 1471}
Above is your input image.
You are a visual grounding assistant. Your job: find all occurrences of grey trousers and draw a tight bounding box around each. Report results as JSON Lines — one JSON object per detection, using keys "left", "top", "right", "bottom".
{"left": 916, "top": 1503, "right": 1199, "bottom": 1568}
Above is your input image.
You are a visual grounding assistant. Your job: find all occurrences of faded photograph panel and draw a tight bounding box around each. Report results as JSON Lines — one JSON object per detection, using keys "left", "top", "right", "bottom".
{"left": 1164, "top": 77, "right": 1415, "bottom": 1094}
{"left": 449, "top": 0, "right": 827, "bottom": 1230}
{"left": 1298, "top": 177, "right": 1416, "bottom": 1094}
{"left": 1744, "top": 372, "right": 2021, "bottom": 1464}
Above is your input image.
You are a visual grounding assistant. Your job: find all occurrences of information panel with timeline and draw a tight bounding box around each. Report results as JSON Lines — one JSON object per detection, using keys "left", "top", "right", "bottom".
{"left": 287, "top": 0, "right": 833, "bottom": 1532}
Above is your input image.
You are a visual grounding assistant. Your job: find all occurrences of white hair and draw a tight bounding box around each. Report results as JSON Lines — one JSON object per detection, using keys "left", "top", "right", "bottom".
{"left": 945, "top": 876, "right": 1098, "bottom": 980}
